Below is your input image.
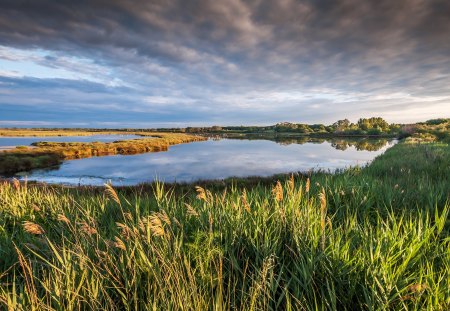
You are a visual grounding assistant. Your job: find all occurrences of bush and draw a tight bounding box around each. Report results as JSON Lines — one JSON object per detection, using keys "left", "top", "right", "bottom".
{"left": 426, "top": 118, "right": 448, "bottom": 125}
{"left": 367, "top": 128, "right": 383, "bottom": 135}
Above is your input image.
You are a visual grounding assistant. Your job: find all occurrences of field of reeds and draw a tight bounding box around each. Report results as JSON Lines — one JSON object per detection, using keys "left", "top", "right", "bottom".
{"left": 0, "top": 132, "right": 206, "bottom": 175}
{"left": 0, "top": 141, "right": 449, "bottom": 310}
{"left": 0, "top": 129, "right": 154, "bottom": 137}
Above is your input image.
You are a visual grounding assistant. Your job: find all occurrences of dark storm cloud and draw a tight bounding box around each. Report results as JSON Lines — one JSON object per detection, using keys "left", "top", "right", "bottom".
{"left": 0, "top": 0, "right": 449, "bottom": 126}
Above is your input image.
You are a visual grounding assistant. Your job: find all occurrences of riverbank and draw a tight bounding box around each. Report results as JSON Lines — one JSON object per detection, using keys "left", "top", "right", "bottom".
{"left": 1, "top": 140, "right": 448, "bottom": 309}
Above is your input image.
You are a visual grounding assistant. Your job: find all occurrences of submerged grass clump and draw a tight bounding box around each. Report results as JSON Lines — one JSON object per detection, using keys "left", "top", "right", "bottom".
{"left": 0, "top": 142, "right": 449, "bottom": 310}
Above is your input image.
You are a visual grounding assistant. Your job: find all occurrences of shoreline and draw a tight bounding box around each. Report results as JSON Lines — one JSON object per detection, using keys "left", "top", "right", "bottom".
{"left": 0, "top": 140, "right": 420, "bottom": 192}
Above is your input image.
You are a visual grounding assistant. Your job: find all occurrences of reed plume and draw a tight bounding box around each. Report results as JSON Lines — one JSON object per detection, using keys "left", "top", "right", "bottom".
{"left": 288, "top": 174, "right": 295, "bottom": 193}
{"left": 123, "top": 212, "right": 133, "bottom": 221}
{"left": 149, "top": 214, "right": 165, "bottom": 237}
{"left": 272, "top": 181, "right": 283, "bottom": 202}
{"left": 114, "top": 237, "right": 126, "bottom": 250}
{"left": 209, "top": 212, "right": 214, "bottom": 233}
{"left": 22, "top": 221, "right": 45, "bottom": 235}
{"left": 159, "top": 211, "right": 171, "bottom": 225}
{"left": 32, "top": 204, "right": 41, "bottom": 212}
{"left": 116, "top": 222, "right": 132, "bottom": 239}
{"left": 185, "top": 203, "right": 199, "bottom": 217}
{"left": 12, "top": 178, "right": 20, "bottom": 191}
{"left": 195, "top": 186, "right": 207, "bottom": 201}
{"left": 57, "top": 214, "right": 70, "bottom": 225}
{"left": 104, "top": 183, "right": 121, "bottom": 206}
{"left": 241, "top": 189, "right": 251, "bottom": 212}
{"left": 80, "top": 222, "right": 98, "bottom": 235}
{"left": 319, "top": 188, "right": 327, "bottom": 250}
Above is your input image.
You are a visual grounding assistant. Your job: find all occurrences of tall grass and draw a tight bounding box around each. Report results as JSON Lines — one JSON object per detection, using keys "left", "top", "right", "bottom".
{"left": 0, "top": 142, "right": 449, "bottom": 310}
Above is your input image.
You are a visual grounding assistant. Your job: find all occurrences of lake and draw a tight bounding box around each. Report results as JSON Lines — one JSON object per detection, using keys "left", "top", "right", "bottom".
{"left": 0, "top": 134, "right": 143, "bottom": 150}
{"left": 16, "top": 138, "right": 396, "bottom": 185}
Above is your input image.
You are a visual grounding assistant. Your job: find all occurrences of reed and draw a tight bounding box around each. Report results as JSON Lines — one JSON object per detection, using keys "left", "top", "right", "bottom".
{"left": 0, "top": 141, "right": 449, "bottom": 310}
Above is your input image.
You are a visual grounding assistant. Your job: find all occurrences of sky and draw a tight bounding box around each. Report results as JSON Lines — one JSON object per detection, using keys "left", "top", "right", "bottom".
{"left": 0, "top": 0, "right": 449, "bottom": 128}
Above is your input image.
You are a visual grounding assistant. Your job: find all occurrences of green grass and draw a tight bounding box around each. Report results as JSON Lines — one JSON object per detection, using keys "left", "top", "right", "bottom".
{"left": 0, "top": 142, "right": 449, "bottom": 310}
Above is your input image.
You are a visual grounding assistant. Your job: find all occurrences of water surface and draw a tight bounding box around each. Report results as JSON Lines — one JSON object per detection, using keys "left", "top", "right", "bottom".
{"left": 18, "top": 138, "right": 395, "bottom": 186}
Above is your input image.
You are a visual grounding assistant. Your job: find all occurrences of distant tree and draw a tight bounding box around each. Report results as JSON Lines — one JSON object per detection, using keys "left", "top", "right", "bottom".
{"left": 357, "top": 118, "right": 370, "bottom": 131}
{"left": 332, "top": 119, "right": 350, "bottom": 132}
{"left": 310, "top": 124, "right": 326, "bottom": 132}
{"left": 186, "top": 127, "right": 201, "bottom": 133}
{"left": 367, "top": 128, "right": 382, "bottom": 135}
{"left": 357, "top": 117, "right": 389, "bottom": 132}
{"left": 425, "top": 118, "right": 448, "bottom": 125}
{"left": 211, "top": 126, "right": 223, "bottom": 131}
{"left": 296, "top": 124, "right": 312, "bottom": 133}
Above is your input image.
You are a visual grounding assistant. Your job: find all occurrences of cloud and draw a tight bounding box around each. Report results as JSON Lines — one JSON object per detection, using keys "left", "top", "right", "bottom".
{"left": 0, "top": 0, "right": 449, "bottom": 126}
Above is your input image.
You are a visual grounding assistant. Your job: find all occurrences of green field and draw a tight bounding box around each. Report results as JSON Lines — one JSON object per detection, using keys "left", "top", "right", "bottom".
{"left": 1, "top": 140, "right": 449, "bottom": 310}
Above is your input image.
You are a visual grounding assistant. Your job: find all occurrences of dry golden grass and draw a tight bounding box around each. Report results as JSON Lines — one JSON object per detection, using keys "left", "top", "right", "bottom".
{"left": 28, "top": 132, "right": 206, "bottom": 159}
{"left": 80, "top": 222, "right": 98, "bottom": 235}
{"left": 0, "top": 128, "right": 147, "bottom": 137}
{"left": 195, "top": 186, "right": 207, "bottom": 201}
{"left": 0, "top": 131, "right": 206, "bottom": 174}
{"left": 241, "top": 189, "right": 251, "bottom": 212}
{"left": 272, "top": 180, "right": 283, "bottom": 202}
{"left": 148, "top": 214, "right": 165, "bottom": 237}
{"left": 57, "top": 214, "right": 70, "bottom": 225}
{"left": 22, "top": 221, "right": 45, "bottom": 235}
{"left": 185, "top": 203, "right": 199, "bottom": 217}
{"left": 105, "top": 183, "right": 121, "bottom": 206}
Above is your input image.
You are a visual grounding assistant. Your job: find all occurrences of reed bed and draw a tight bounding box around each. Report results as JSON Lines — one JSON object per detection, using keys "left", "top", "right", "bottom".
{"left": 30, "top": 133, "right": 206, "bottom": 159}
{"left": 0, "top": 142, "right": 449, "bottom": 310}
{"left": 0, "top": 133, "right": 206, "bottom": 174}
{"left": 0, "top": 129, "right": 152, "bottom": 137}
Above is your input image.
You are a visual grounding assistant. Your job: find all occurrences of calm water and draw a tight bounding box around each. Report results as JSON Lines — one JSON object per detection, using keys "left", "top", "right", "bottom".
{"left": 18, "top": 138, "right": 396, "bottom": 186}
{"left": 0, "top": 134, "right": 142, "bottom": 150}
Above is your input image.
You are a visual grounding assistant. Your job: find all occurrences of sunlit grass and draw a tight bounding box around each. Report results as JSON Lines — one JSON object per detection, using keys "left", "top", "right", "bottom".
{"left": 0, "top": 141, "right": 449, "bottom": 310}
{"left": 0, "top": 129, "right": 156, "bottom": 137}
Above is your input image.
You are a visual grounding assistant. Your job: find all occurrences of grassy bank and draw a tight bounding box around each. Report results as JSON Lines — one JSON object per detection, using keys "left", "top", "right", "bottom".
{"left": 0, "top": 141, "right": 449, "bottom": 310}
{"left": 0, "top": 129, "right": 189, "bottom": 137}
{"left": 0, "top": 133, "right": 206, "bottom": 175}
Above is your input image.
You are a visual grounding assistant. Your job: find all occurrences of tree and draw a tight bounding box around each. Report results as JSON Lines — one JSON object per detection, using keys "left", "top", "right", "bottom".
{"left": 211, "top": 126, "right": 223, "bottom": 132}
{"left": 332, "top": 119, "right": 350, "bottom": 132}
{"left": 357, "top": 117, "right": 389, "bottom": 132}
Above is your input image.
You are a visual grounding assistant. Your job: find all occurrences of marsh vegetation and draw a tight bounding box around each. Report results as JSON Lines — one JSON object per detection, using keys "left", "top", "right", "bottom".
{"left": 0, "top": 141, "right": 449, "bottom": 310}
{"left": 0, "top": 119, "right": 449, "bottom": 310}
{"left": 0, "top": 118, "right": 447, "bottom": 176}
{"left": 0, "top": 132, "right": 206, "bottom": 175}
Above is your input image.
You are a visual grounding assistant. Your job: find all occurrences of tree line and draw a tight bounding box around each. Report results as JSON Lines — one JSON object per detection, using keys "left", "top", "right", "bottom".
{"left": 177, "top": 117, "right": 404, "bottom": 136}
